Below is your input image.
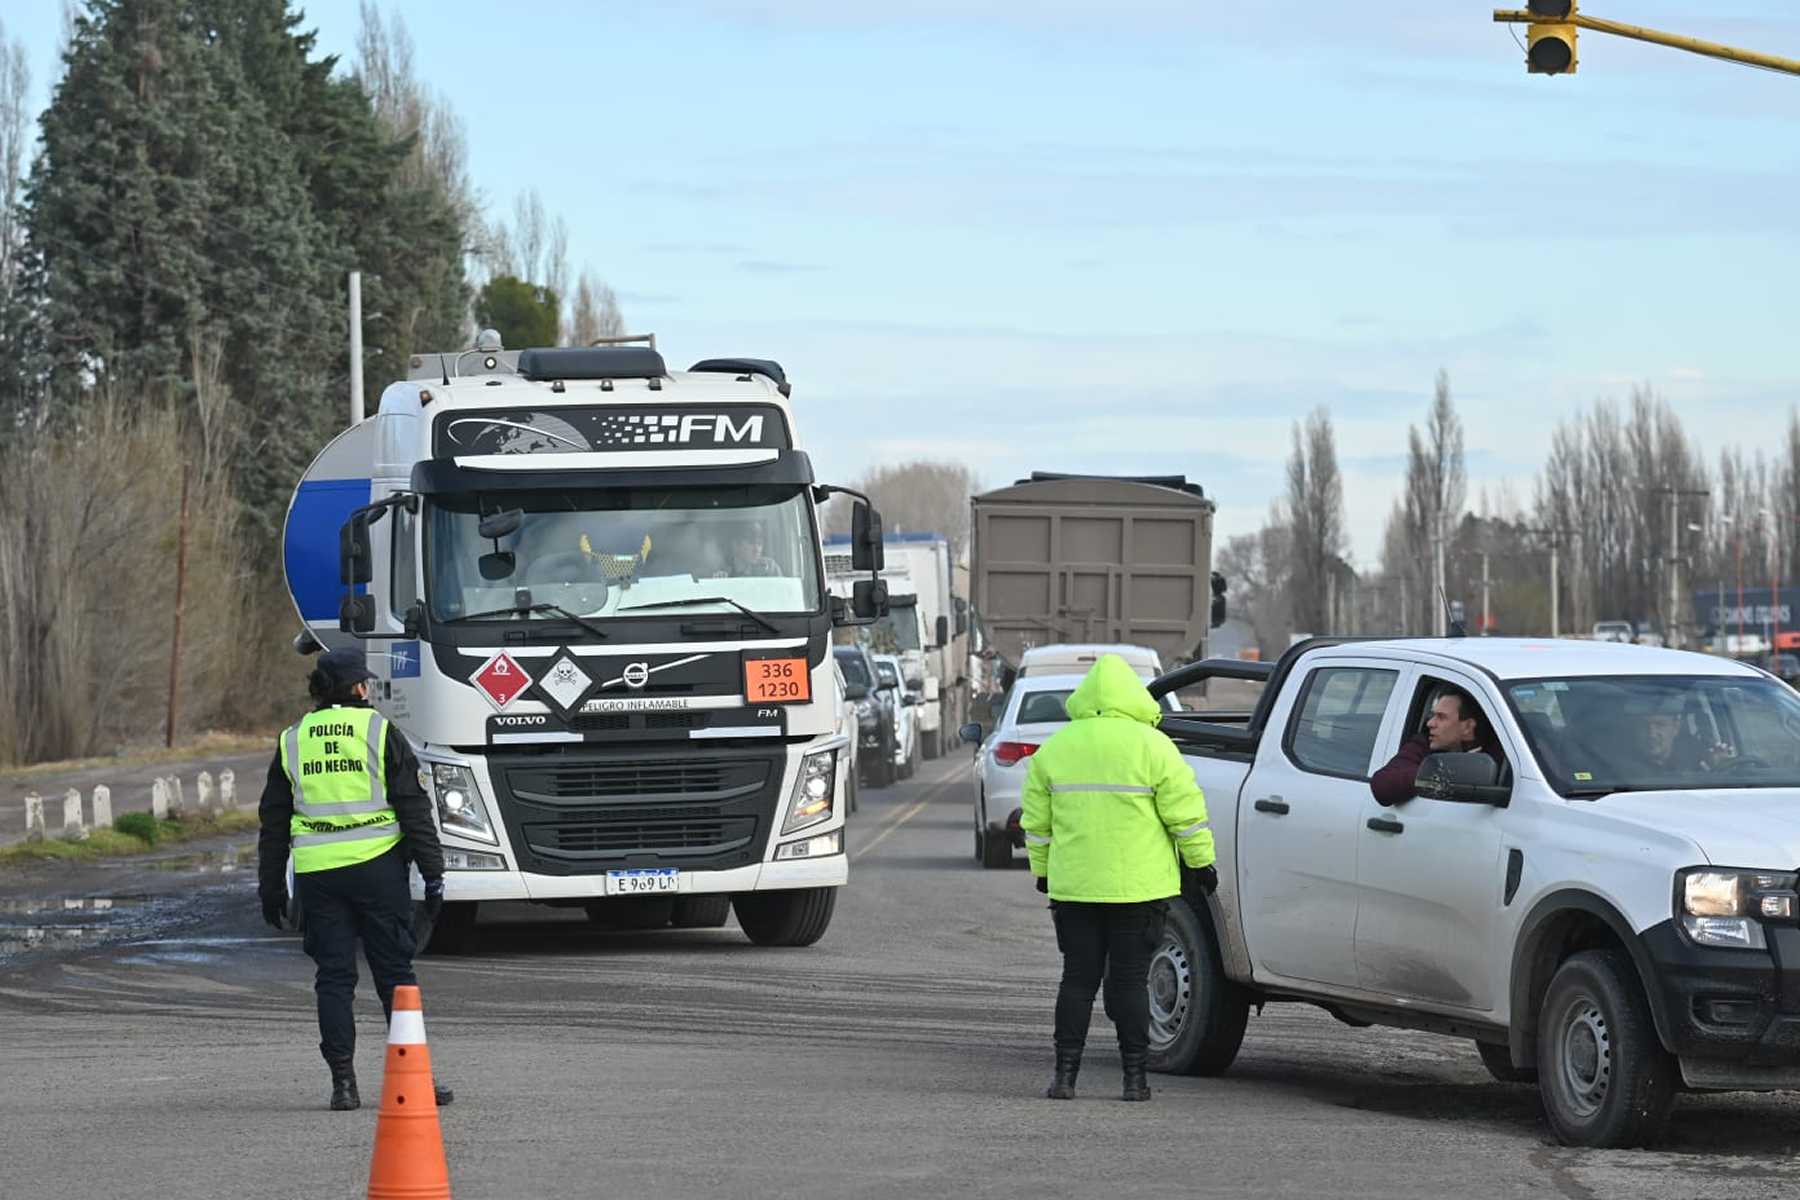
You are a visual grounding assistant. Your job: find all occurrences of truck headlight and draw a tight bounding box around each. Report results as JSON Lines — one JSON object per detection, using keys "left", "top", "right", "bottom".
{"left": 854, "top": 698, "right": 878, "bottom": 728}
{"left": 1678, "top": 868, "right": 1797, "bottom": 949}
{"left": 428, "top": 762, "right": 497, "bottom": 845}
{"left": 782, "top": 749, "right": 837, "bottom": 835}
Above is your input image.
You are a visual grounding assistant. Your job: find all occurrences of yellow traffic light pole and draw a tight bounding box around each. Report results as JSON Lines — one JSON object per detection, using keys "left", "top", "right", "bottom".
{"left": 1494, "top": 9, "right": 1800, "bottom": 77}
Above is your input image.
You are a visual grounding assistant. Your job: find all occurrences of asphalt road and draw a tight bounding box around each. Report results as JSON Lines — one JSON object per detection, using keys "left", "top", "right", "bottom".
{"left": 4, "top": 753, "right": 1800, "bottom": 1199}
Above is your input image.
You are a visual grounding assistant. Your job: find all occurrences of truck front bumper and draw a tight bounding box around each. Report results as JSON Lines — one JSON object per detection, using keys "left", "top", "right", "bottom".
{"left": 1641, "top": 919, "right": 1800, "bottom": 1087}
{"left": 429, "top": 852, "right": 848, "bottom": 903}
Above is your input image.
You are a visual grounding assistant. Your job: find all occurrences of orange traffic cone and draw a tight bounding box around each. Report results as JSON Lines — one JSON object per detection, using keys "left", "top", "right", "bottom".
{"left": 367, "top": 984, "right": 452, "bottom": 1200}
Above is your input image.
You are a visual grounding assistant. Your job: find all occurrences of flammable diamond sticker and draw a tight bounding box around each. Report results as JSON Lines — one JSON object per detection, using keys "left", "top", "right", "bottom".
{"left": 470, "top": 652, "right": 533, "bottom": 711}
{"left": 538, "top": 653, "right": 594, "bottom": 714}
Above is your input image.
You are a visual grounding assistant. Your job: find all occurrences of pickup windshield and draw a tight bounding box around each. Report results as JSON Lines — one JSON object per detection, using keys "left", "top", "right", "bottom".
{"left": 1507, "top": 674, "right": 1800, "bottom": 795}
{"left": 426, "top": 485, "right": 821, "bottom": 623}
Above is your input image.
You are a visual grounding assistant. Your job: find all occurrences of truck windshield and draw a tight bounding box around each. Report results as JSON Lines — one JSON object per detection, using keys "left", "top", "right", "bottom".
{"left": 1507, "top": 675, "right": 1800, "bottom": 795}
{"left": 868, "top": 603, "right": 922, "bottom": 652}
{"left": 426, "top": 486, "right": 821, "bottom": 623}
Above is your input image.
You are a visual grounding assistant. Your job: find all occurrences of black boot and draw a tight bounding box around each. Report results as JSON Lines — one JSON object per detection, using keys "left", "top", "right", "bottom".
{"left": 327, "top": 1058, "right": 360, "bottom": 1111}
{"left": 1120, "top": 1051, "right": 1151, "bottom": 1102}
{"left": 1045, "top": 1050, "right": 1081, "bottom": 1100}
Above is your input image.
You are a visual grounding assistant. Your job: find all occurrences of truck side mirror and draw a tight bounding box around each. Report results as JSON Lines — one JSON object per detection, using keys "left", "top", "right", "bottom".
{"left": 851, "top": 502, "right": 885, "bottom": 572}
{"left": 339, "top": 593, "right": 376, "bottom": 635}
{"left": 402, "top": 600, "right": 425, "bottom": 638}
{"left": 340, "top": 513, "right": 372, "bottom": 585}
{"left": 935, "top": 614, "right": 950, "bottom": 648}
{"left": 1210, "top": 571, "right": 1228, "bottom": 629}
{"left": 1415, "top": 751, "right": 1510, "bottom": 806}
{"left": 853, "top": 577, "right": 889, "bottom": 620}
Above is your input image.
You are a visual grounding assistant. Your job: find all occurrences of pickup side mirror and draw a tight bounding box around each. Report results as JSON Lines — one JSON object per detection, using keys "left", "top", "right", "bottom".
{"left": 959, "top": 722, "right": 983, "bottom": 745}
{"left": 851, "top": 501, "right": 885, "bottom": 572}
{"left": 1416, "top": 751, "right": 1510, "bottom": 806}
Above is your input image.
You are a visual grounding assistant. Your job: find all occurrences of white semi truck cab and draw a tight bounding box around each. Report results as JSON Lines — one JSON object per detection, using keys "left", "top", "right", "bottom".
{"left": 281, "top": 337, "right": 889, "bottom": 949}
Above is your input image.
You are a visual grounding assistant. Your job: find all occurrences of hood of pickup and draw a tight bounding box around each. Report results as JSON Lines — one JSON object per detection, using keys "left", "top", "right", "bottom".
{"left": 1590, "top": 789, "right": 1800, "bottom": 870}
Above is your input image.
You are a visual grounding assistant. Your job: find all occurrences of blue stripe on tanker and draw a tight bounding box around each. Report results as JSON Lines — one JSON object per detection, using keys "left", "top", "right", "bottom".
{"left": 285, "top": 478, "right": 372, "bottom": 622}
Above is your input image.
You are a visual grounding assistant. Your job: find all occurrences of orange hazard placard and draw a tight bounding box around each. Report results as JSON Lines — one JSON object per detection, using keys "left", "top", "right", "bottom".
{"left": 744, "top": 657, "right": 810, "bottom": 704}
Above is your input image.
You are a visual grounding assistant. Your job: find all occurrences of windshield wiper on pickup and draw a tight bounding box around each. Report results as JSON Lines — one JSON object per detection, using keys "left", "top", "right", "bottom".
{"left": 442, "top": 602, "right": 608, "bottom": 640}
{"left": 616, "top": 595, "right": 779, "bottom": 636}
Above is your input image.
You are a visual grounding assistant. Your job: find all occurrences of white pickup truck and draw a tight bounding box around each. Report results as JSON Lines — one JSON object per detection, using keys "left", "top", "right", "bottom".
{"left": 1145, "top": 637, "right": 1800, "bottom": 1148}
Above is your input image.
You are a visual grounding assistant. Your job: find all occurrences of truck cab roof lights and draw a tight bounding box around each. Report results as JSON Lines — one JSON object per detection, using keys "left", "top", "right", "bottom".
{"left": 688, "top": 358, "right": 790, "bottom": 397}
{"left": 516, "top": 346, "right": 668, "bottom": 382}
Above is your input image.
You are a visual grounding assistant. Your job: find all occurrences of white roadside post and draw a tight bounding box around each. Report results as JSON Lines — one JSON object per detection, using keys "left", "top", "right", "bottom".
{"left": 220, "top": 768, "right": 237, "bottom": 809}
{"left": 169, "top": 775, "right": 187, "bottom": 817}
{"left": 197, "top": 770, "right": 216, "bottom": 813}
{"left": 91, "top": 785, "right": 112, "bottom": 831}
{"left": 23, "top": 793, "right": 45, "bottom": 842}
{"left": 61, "top": 789, "right": 86, "bottom": 840}
{"left": 150, "top": 777, "right": 170, "bottom": 820}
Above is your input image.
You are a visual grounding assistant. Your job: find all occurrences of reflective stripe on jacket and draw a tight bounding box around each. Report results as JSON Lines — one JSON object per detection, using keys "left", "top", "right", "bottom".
{"left": 279, "top": 706, "right": 400, "bottom": 873}
{"left": 1020, "top": 654, "right": 1214, "bottom": 903}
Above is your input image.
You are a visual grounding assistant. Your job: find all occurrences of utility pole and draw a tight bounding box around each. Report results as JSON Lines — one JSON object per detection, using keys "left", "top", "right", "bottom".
{"left": 1434, "top": 529, "right": 1448, "bottom": 637}
{"left": 349, "top": 269, "right": 365, "bottom": 425}
{"left": 1481, "top": 551, "right": 1491, "bottom": 636}
{"left": 1656, "top": 487, "right": 1710, "bottom": 649}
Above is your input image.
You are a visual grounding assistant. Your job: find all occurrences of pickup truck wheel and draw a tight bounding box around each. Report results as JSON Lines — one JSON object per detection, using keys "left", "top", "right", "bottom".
{"left": 1475, "top": 1039, "right": 1537, "bottom": 1084}
{"left": 1536, "top": 949, "right": 1676, "bottom": 1147}
{"left": 734, "top": 887, "right": 837, "bottom": 946}
{"left": 1147, "top": 897, "right": 1248, "bottom": 1076}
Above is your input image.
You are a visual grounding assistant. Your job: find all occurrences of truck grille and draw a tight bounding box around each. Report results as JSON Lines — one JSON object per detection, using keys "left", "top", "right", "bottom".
{"left": 489, "top": 749, "right": 783, "bottom": 874}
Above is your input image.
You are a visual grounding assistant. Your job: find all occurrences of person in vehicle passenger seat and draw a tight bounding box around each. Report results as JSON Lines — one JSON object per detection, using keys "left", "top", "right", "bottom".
{"left": 1370, "top": 687, "right": 1503, "bottom": 806}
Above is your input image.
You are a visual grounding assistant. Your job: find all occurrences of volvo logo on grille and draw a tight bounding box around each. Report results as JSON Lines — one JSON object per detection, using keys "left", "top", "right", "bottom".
{"left": 598, "top": 654, "right": 708, "bottom": 691}
{"left": 622, "top": 662, "right": 651, "bottom": 689}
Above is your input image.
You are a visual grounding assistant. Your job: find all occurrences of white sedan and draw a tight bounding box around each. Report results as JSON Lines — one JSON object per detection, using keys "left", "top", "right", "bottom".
{"left": 961, "top": 671, "right": 1185, "bottom": 869}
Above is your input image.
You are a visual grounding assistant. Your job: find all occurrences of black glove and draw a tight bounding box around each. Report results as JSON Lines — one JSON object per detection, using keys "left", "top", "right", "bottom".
{"left": 422, "top": 877, "right": 445, "bottom": 925}
{"left": 1191, "top": 865, "right": 1219, "bottom": 896}
{"left": 260, "top": 888, "right": 287, "bottom": 931}
{"left": 1034, "top": 875, "right": 1048, "bottom": 894}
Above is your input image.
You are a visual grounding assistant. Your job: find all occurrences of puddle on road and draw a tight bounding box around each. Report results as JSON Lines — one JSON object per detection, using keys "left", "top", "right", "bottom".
{"left": 126, "top": 844, "right": 250, "bottom": 873}
{"left": 0, "top": 894, "right": 169, "bottom": 961}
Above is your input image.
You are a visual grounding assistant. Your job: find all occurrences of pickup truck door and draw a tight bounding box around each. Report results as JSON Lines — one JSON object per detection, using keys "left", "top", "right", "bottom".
{"left": 1353, "top": 666, "right": 1510, "bottom": 1012}
{"left": 1238, "top": 658, "right": 1406, "bottom": 990}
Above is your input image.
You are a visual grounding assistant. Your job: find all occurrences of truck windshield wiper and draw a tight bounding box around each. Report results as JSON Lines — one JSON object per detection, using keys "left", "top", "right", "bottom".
{"left": 442, "top": 602, "right": 608, "bottom": 640}
{"left": 616, "top": 595, "right": 779, "bottom": 636}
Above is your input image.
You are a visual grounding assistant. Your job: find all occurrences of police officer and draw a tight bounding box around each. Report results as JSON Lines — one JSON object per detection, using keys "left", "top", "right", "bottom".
{"left": 257, "top": 648, "right": 452, "bottom": 1111}
{"left": 1020, "top": 654, "right": 1215, "bottom": 1102}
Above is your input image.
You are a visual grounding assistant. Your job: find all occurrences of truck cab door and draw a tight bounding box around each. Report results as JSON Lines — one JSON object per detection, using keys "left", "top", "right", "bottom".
{"left": 1353, "top": 668, "right": 1512, "bottom": 1013}
{"left": 1238, "top": 658, "right": 1405, "bottom": 991}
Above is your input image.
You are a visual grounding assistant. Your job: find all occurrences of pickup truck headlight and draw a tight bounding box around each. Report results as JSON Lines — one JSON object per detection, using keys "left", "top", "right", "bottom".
{"left": 427, "top": 762, "right": 497, "bottom": 845}
{"left": 1678, "top": 868, "right": 1798, "bottom": 949}
{"left": 854, "top": 699, "right": 879, "bottom": 729}
{"left": 782, "top": 749, "right": 837, "bottom": 835}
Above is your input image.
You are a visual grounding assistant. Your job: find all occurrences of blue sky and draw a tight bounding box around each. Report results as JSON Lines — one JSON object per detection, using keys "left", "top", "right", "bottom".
{"left": 10, "top": 2, "right": 1800, "bottom": 559}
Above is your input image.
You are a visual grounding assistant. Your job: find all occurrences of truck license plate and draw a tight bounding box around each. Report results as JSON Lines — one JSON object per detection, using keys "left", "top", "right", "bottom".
{"left": 605, "top": 868, "right": 680, "bottom": 896}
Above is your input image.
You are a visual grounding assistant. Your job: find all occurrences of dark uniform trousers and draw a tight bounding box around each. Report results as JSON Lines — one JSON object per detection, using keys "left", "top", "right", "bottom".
{"left": 1051, "top": 900, "right": 1169, "bottom": 1058}
{"left": 297, "top": 844, "right": 418, "bottom": 1063}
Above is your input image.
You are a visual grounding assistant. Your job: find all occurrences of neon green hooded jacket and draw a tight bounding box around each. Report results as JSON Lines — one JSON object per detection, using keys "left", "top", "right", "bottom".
{"left": 1020, "top": 654, "right": 1214, "bottom": 903}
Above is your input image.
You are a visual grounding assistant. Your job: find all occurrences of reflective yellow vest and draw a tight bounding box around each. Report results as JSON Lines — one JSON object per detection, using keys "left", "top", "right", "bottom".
{"left": 280, "top": 706, "right": 400, "bottom": 873}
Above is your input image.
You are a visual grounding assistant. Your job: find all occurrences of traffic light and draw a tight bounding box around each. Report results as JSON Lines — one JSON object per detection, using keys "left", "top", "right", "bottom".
{"left": 1527, "top": 0, "right": 1578, "bottom": 74}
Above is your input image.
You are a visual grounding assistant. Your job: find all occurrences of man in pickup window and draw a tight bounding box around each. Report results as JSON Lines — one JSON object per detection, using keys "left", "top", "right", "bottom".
{"left": 1370, "top": 686, "right": 1502, "bottom": 806}
{"left": 1020, "top": 654, "right": 1215, "bottom": 1103}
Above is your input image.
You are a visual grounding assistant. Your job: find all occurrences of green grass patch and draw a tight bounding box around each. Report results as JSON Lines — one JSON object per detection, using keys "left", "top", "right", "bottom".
{"left": 0, "top": 808, "right": 260, "bottom": 867}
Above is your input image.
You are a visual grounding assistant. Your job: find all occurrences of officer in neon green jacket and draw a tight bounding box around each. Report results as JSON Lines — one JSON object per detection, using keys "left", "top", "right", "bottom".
{"left": 1020, "top": 653, "right": 1216, "bottom": 1102}
{"left": 257, "top": 649, "right": 450, "bottom": 1112}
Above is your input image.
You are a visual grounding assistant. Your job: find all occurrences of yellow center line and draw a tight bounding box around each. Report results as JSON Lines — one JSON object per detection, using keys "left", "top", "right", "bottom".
{"left": 851, "top": 767, "right": 969, "bottom": 861}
